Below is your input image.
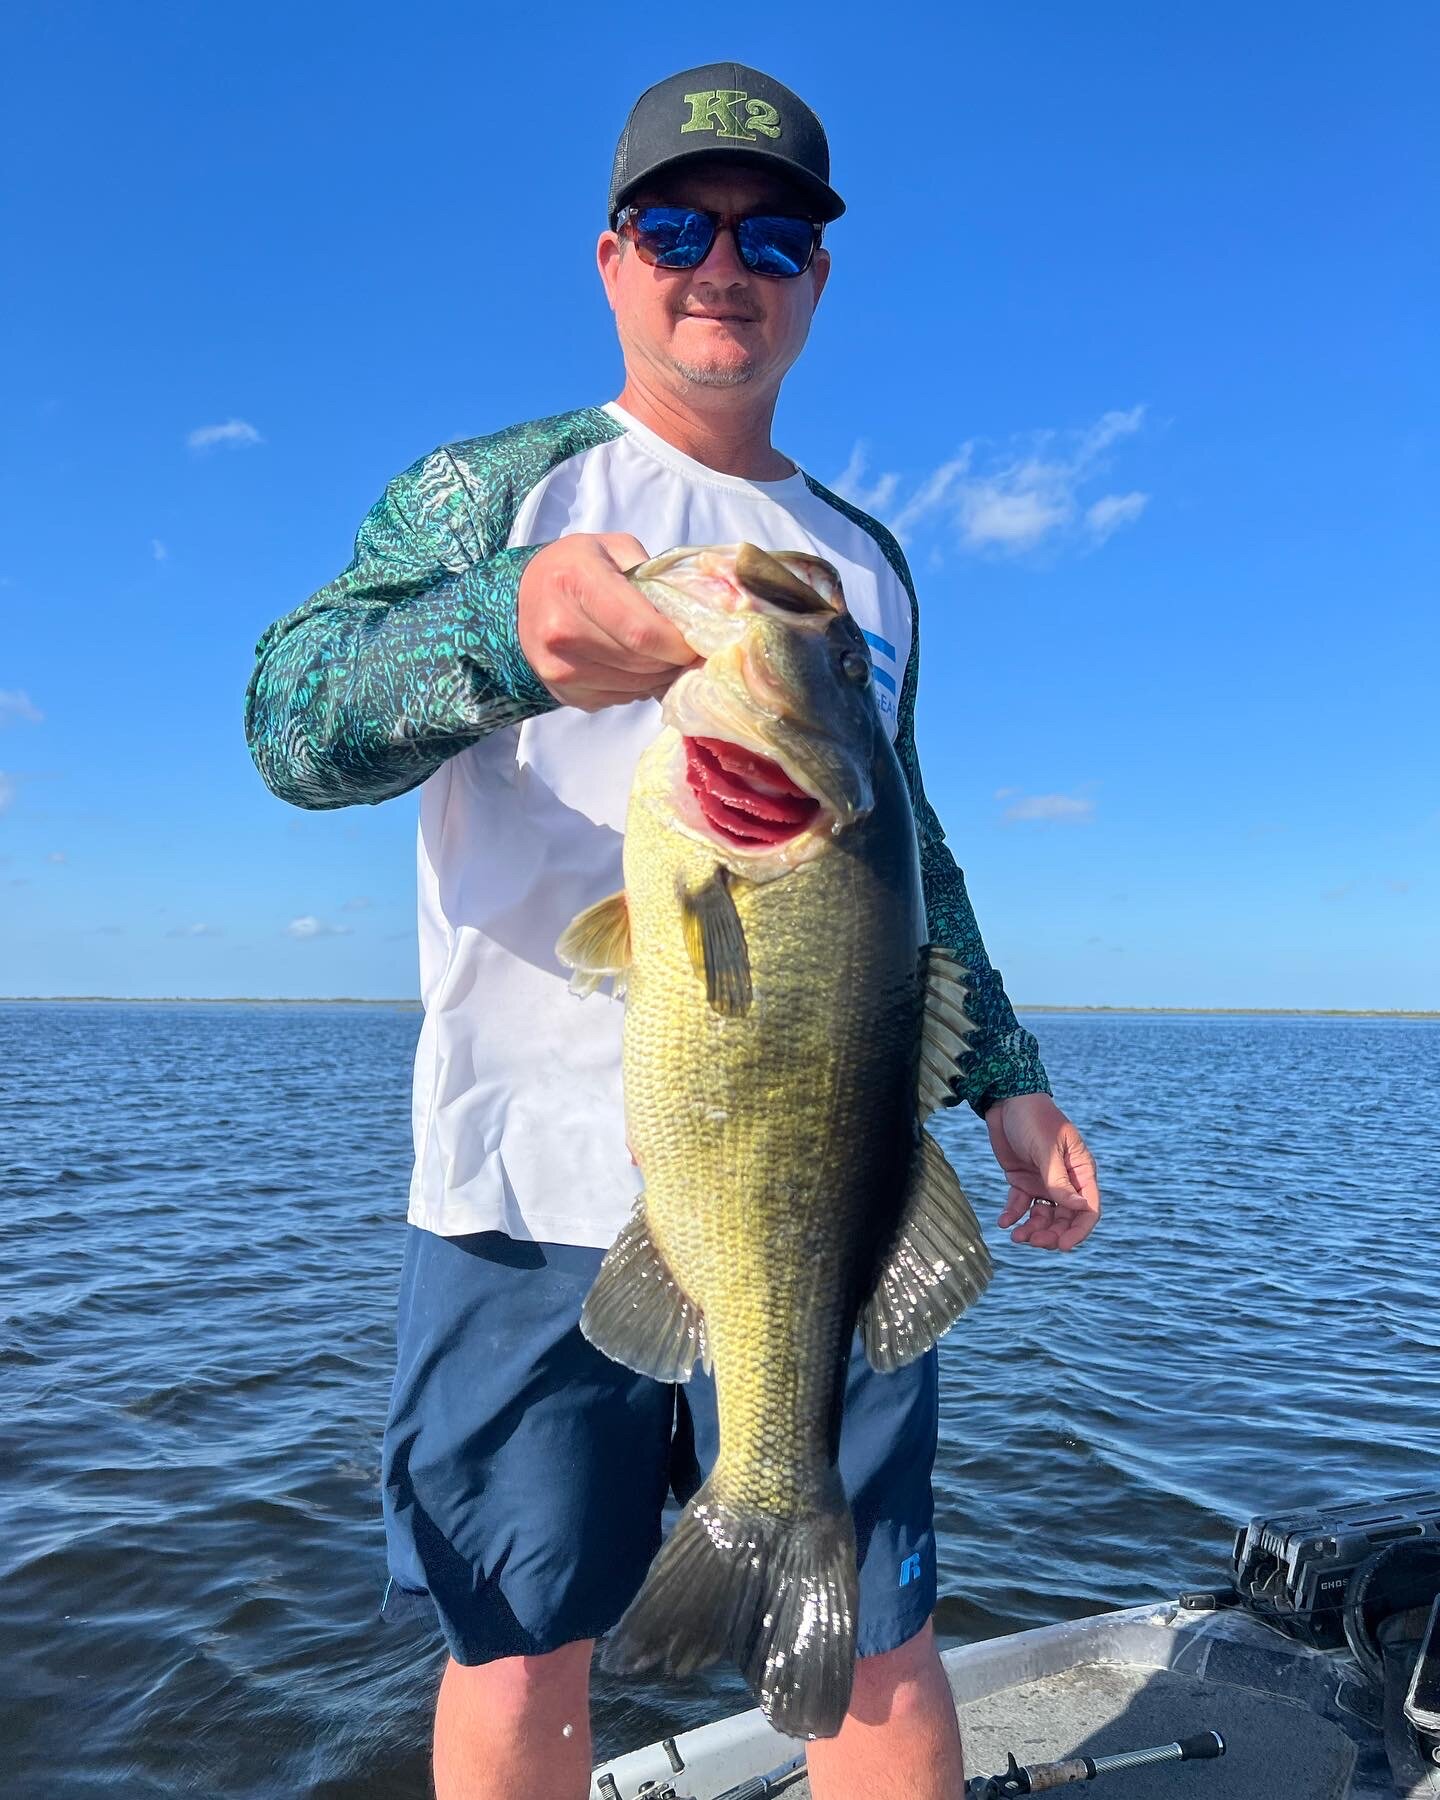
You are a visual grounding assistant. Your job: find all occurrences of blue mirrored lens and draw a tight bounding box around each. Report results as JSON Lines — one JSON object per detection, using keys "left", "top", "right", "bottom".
{"left": 628, "top": 208, "right": 815, "bottom": 277}
{"left": 737, "top": 215, "right": 816, "bottom": 277}
{"left": 632, "top": 206, "right": 713, "bottom": 267}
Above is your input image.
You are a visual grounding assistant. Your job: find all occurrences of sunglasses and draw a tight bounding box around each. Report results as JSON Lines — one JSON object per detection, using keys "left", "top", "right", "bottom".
{"left": 615, "top": 204, "right": 822, "bottom": 279}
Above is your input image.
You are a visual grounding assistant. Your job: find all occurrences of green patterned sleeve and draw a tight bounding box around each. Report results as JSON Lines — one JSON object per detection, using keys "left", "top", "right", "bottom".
{"left": 799, "top": 469, "right": 1052, "bottom": 1116}
{"left": 244, "top": 407, "right": 622, "bottom": 810}
{"left": 244, "top": 489, "right": 550, "bottom": 810}
{"left": 892, "top": 612, "right": 1051, "bottom": 1108}
{"left": 901, "top": 714, "right": 1053, "bottom": 1116}
{"left": 894, "top": 602, "right": 1053, "bottom": 1117}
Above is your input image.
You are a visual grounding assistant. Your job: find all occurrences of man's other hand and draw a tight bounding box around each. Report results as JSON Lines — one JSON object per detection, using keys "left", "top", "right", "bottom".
{"left": 519, "top": 534, "right": 699, "bottom": 712}
{"left": 986, "top": 1092, "right": 1101, "bottom": 1251}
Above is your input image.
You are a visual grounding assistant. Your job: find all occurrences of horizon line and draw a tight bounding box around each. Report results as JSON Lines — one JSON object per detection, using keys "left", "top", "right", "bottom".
{"left": 2, "top": 996, "right": 1436, "bottom": 1019}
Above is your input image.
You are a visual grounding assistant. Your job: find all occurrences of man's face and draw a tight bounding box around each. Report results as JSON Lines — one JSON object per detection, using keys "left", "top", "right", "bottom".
{"left": 597, "top": 158, "right": 831, "bottom": 397}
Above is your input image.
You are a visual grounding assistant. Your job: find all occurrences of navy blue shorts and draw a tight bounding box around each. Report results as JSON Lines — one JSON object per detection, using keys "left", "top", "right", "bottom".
{"left": 380, "top": 1225, "right": 939, "bottom": 1665}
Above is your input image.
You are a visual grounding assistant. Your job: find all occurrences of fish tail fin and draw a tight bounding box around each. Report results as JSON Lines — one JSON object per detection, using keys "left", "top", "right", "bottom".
{"left": 600, "top": 1474, "right": 857, "bottom": 1739}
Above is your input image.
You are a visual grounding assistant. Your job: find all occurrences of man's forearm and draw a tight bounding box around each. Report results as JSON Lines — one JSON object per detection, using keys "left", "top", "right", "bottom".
{"left": 919, "top": 832, "right": 1052, "bottom": 1117}
{"left": 244, "top": 477, "right": 557, "bottom": 810}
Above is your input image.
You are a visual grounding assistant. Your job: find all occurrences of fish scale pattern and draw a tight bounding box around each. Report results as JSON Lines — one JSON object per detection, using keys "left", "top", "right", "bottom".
{"left": 801, "top": 472, "right": 1054, "bottom": 1117}
{"left": 619, "top": 750, "right": 926, "bottom": 1518}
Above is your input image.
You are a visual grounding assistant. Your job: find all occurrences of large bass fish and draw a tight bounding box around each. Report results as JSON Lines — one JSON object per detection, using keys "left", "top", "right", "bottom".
{"left": 556, "top": 543, "right": 992, "bottom": 1739}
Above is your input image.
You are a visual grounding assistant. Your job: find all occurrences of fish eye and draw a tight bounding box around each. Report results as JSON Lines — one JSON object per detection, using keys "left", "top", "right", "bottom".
{"left": 839, "top": 650, "right": 871, "bottom": 685}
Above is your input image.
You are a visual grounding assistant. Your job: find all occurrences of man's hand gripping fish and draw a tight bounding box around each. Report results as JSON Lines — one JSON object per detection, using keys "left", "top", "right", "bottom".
{"left": 556, "top": 543, "right": 992, "bottom": 1740}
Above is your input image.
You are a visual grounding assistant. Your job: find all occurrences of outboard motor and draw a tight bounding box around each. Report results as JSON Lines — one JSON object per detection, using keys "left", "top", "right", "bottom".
{"left": 1229, "top": 1488, "right": 1440, "bottom": 1797}
{"left": 1342, "top": 1540, "right": 1440, "bottom": 1797}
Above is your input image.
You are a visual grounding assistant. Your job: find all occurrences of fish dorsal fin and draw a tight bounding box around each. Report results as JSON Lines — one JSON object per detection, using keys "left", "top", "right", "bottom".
{"left": 917, "top": 944, "right": 974, "bottom": 1119}
{"left": 678, "top": 869, "right": 752, "bottom": 1016}
{"left": 734, "top": 542, "right": 838, "bottom": 616}
{"left": 859, "top": 1129, "right": 993, "bottom": 1373}
{"left": 556, "top": 889, "right": 631, "bottom": 998}
{"left": 580, "top": 1200, "right": 707, "bottom": 1383}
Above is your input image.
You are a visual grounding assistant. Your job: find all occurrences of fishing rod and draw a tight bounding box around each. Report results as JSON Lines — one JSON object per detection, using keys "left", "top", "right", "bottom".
{"left": 597, "top": 1727, "right": 1224, "bottom": 1799}
{"left": 965, "top": 1728, "right": 1226, "bottom": 1796}
{"left": 595, "top": 1744, "right": 807, "bottom": 1799}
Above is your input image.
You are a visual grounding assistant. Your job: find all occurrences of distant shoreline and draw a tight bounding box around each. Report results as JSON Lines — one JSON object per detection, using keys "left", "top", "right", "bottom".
{"left": 2, "top": 997, "right": 1436, "bottom": 1019}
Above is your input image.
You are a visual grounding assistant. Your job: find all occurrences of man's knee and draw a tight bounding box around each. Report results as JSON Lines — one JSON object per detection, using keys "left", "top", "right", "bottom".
{"left": 435, "top": 1641, "right": 594, "bottom": 1800}
{"left": 439, "top": 1637, "right": 593, "bottom": 1727}
{"left": 847, "top": 1619, "right": 946, "bottom": 1725}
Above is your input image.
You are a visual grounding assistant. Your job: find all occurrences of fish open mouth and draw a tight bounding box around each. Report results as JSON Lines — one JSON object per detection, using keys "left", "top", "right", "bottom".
{"left": 683, "top": 736, "right": 821, "bottom": 848}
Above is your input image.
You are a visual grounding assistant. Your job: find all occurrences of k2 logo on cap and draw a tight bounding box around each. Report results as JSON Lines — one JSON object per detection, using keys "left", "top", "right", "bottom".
{"left": 681, "top": 90, "right": 782, "bottom": 143}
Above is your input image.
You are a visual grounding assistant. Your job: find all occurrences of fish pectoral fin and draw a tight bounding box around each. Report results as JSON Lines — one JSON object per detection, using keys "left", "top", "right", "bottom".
{"left": 917, "top": 944, "right": 975, "bottom": 1119}
{"left": 579, "top": 1199, "right": 706, "bottom": 1383}
{"left": 860, "top": 1129, "right": 993, "bottom": 1373}
{"left": 556, "top": 889, "right": 632, "bottom": 998}
{"left": 678, "top": 868, "right": 752, "bottom": 1016}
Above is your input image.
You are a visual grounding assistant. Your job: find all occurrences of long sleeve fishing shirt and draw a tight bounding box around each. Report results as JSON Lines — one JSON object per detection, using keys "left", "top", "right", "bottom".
{"left": 244, "top": 403, "right": 1053, "bottom": 1247}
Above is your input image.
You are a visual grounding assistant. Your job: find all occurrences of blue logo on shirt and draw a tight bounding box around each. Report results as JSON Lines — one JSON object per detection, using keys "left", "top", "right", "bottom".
{"left": 898, "top": 1552, "right": 922, "bottom": 1588}
{"left": 862, "top": 629, "right": 899, "bottom": 721}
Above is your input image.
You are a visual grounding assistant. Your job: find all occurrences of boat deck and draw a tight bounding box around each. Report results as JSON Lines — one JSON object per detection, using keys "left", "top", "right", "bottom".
{"left": 591, "top": 1602, "right": 1410, "bottom": 1800}
{"left": 926, "top": 1657, "right": 1353, "bottom": 1798}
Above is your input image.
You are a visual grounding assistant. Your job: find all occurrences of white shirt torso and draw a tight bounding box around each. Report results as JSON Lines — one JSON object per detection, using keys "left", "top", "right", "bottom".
{"left": 406, "top": 402, "right": 913, "bottom": 1247}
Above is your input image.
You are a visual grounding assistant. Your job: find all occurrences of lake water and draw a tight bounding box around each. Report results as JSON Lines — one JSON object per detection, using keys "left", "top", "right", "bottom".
{"left": 2, "top": 1002, "right": 1436, "bottom": 1796}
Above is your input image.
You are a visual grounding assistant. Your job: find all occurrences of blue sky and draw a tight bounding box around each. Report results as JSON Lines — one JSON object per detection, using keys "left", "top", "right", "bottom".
{"left": 2, "top": 2, "right": 1435, "bottom": 1006}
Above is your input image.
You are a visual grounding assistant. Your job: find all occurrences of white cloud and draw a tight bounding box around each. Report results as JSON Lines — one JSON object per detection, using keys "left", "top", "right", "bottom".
{"left": 0, "top": 690, "right": 44, "bottom": 727}
{"left": 152, "top": 539, "right": 169, "bottom": 562}
{"left": 186, "top": 419, "right": 263, "bottom": 452}
{"left": 831, "top": 443, "right": 900, "bottom": 518}
{"left": 1081, "top": 406, "right": 1149, "bottom": 456}
{"left": 1086, "top": 492, "right": 1149, "bottom": 543}
{"left": 46, "top": 850, "right": 66, "bottom": 864}
{"left": 893, "top": 456, "right": 971, "bottom": 538}
{"left": 961, "top": 482, "right": 1072, "bottom": 551}
{"left": 832, "top": 405, "right": 1150, "bottom": 559}
{"left": 996, "top": 790, "right": 1096, "bottom": 824}
{"left": 166, "top": 921, "right": 223, "bottom": 938}
{"left": 285, "top": 915, "right": 353, "bottom": 939}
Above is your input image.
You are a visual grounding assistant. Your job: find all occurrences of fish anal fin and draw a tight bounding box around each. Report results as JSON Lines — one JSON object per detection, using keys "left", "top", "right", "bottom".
{"left": 678, "top": 868, "right": 752, "bottom": 1016}
{"left": 580, "top": 1200, "right": 706, "bottom": 1383}
{"left": 556, "top": 889, "right": 631, "bottom": 998}
{"left": 860, "top": 1130, "right": 992, "bottom": 1373}
{"left": 917, "top": 944, "right": 974, "bottom": 1119}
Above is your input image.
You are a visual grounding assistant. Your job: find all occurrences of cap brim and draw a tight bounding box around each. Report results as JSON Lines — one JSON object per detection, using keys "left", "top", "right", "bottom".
{"left": 611, "top": 145, "right": 845, "bottom": 225}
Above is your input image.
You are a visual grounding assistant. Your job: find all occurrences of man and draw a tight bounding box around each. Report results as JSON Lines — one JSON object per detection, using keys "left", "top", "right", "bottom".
{"left": 245, "top": 61, "right": 1101, "bottom": 1800}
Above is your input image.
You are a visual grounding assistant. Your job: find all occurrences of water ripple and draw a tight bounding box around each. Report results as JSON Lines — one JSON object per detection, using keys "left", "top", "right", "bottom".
{"left": 0, "top": 1001, "right": 1436, "bottom": 1795}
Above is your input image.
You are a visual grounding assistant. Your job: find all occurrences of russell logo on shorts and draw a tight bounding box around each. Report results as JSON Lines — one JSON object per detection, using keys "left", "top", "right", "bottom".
{"left": 898, "top": 1552, "right": 923, "bottom": 1587}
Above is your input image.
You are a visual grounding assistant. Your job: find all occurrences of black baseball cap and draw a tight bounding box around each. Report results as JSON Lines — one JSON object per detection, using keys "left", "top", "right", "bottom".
{"left": 608, "top": 62, "right": 845, "bottom": 227}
